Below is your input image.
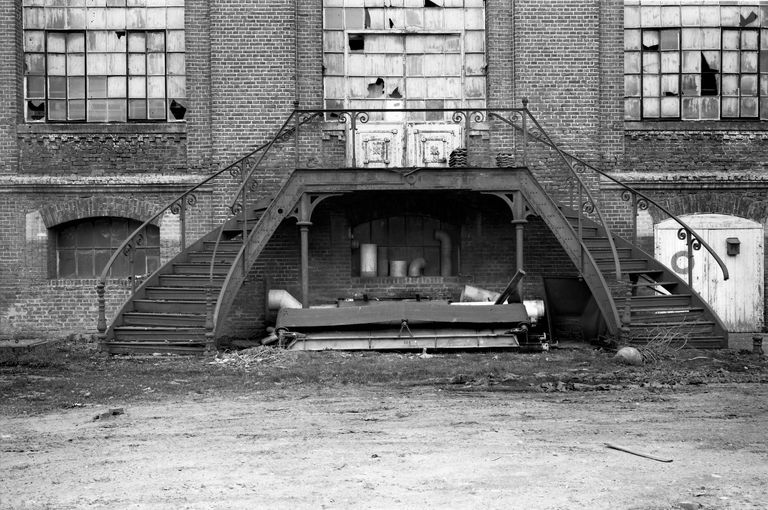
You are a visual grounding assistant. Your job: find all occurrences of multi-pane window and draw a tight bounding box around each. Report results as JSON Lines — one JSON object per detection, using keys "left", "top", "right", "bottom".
{"left": 323, "top": 0, "right": 486, "bottom": 122}
{"left": 624, "top": 2, "right": 768, "bottom": 121}
{"left": 56, "top": 218, "right": 160, "bottom": 279}
{"left": 23, "top": 1, "right": 185, "bottom": 123}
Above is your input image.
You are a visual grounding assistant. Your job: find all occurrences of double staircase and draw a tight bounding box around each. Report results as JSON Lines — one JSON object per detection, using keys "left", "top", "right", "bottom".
{"left": 97, "top": 106, "right": 729, "bottom": 354}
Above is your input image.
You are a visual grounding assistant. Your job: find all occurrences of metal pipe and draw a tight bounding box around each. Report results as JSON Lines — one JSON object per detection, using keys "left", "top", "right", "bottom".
{"left": 408, "top": 257, "right": 427, "bottom": 277}
{"left": 433, "top": 230, "right": 452, "bottom": 277}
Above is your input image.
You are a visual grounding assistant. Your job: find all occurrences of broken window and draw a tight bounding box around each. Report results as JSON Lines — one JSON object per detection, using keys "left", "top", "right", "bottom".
{"left": 323, "top": 0, "right": 486, "bottom": 121}
{"left": 22, "top": 1, "right": 186, "bottom": 123}
{"left": 624, "top": 2, "right": 767, "bottom": 121}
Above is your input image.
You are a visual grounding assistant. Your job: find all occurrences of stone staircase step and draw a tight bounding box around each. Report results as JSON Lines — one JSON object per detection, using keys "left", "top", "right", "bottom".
{"left": 173, "top": 262, "right": 231, "bottom": 275}
{"left": 122, "top": 312, "right": 206, "bottom": 327}
{"left": 132, "top": 299, "right": 206, "bottom": 314}
{"left": 187, "top": 251, "right": 238, "bottom": 263}
{"left": 589, "top": 247, "right": 634, "bottom": 259}
{"left": 595, "top": 258, "right": 649, "bottom": 271}
{"left": 145, "top": 286, "right": 209, "bottom": 300}
{"left": 615, "top": 294, "right": 693, "bottom": 308}
{"left": 105, "top": 341, "right": 208, "bottom": 355}
{"left": 202, "top": 241, "right": 242, "bottom": 252}
{"left": 158, "top": 274, "right": 224, "bottom": 287}
{"left": 112, "top": 326, "right": 208, "bottom": 342}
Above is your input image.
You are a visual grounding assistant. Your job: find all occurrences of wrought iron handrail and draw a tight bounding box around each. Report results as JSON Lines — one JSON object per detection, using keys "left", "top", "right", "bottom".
{"left": 505, "top": 109, "right": 730, "bottom": 285}
{"left": 95, "top": 122, "right": 296, "bottom": 345}
{"left": 488, "top": 105, "right": 623, "bottom": 281}
{"left": 98, "top": 103, "right": 646, "bottom": 349}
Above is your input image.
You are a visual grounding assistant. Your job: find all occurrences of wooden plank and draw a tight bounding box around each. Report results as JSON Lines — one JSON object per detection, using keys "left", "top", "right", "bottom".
{"left": 277, "top": 302, "right": 529, "bottom": 329}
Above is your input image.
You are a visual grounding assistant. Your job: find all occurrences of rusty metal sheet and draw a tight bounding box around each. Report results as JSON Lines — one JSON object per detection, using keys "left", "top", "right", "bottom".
{"left": 276, "top": 302, "right": 529, "bottom": 330}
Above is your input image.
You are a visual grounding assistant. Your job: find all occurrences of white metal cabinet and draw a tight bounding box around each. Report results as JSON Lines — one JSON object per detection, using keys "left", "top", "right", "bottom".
{"left": 655, "top": 214, "right": 764, "bottom": 332}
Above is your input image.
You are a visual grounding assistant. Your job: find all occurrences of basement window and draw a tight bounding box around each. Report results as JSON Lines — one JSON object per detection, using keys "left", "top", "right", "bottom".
{"left": 55, "top": 217, "right": 160, "bottom": 279}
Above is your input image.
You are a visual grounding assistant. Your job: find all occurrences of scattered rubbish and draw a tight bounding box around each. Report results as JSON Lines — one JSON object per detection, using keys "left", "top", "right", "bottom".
{"left": 615, "top": 346, "right": 643, "bottom": 366}
{"left": 604, "top": 442, "right": 672, "bottom": 463}
{"left": 210, "top": 346, "right": 293, "bottom": 368}
{"left": 93, "top": 407, "right": 125, "bottom": 421}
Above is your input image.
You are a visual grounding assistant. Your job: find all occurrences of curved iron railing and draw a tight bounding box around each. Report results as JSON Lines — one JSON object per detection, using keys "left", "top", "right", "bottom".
{"left": 488, "top": 103, "right": 623, "bottom": 281}
{"left": 95, "top": 115, "right": 304, "bottom": 348}
{"left": 103, "top": 102, "right": 701, "bottom": 350}
{"left": 502, "top": 104, "right": 730, "bottom": 286}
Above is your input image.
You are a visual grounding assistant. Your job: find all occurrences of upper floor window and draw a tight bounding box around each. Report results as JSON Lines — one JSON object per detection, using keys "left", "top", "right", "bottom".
{"left": 23, "top": 0, "right": 186, "bottom": 123}
{"left": 624, "top": 2, "right": 767, "bottom": 121}
{"left": 55, "top": 217, "right": 160, "bottom": 278}
{"left": 323, "top": 0, "right": 486, "bottom": 122}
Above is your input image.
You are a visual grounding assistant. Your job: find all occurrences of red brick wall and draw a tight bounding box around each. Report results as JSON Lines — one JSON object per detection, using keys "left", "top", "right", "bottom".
{"left": 0, "top": 0, "right": 20, "bottom": 175}
{"left": 625, "top": 126, "right": 768, "bottom": 175}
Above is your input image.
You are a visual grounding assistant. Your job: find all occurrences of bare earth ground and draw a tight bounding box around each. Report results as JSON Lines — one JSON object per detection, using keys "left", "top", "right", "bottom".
{"left": 1, "top": 338, "right": 768, "bottom": 509}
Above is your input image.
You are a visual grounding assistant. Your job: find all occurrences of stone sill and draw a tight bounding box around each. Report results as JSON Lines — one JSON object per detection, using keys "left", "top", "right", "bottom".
{"left": 18, "top": 122, "right": 186, "bottom": 135}
{"left": 625, "top": 120, "right": 768, "bottom": 132}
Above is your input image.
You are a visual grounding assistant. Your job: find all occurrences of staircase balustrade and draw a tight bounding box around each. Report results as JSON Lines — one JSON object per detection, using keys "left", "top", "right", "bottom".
{"left": 99, "top": 101, "right": 726, "bottom": 351}
{"left": 500, "top": 109, "right": 729, "bottom": 287}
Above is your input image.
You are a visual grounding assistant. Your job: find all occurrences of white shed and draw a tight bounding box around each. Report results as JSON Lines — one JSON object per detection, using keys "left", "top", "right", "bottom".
{"left": 655, "top": 214, "right": 764, "bottom": 333}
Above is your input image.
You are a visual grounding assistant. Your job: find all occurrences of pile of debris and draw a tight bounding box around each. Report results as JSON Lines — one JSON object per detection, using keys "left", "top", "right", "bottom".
{"left": 210, "top": 346, "right": 294, "bottom": 369}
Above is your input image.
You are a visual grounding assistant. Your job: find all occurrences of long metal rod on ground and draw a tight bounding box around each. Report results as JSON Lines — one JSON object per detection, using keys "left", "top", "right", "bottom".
{"left": 604, "top": 443, "right": 673, "bottom": 463}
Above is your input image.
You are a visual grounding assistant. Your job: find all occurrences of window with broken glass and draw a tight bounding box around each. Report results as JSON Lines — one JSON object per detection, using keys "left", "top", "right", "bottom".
{"left": 624, "top": 3, "right": 767, "bottom": 121}
{"left": 23, "top": 0, "right": 186, "bottom": 123}
{"left": 323, "top": 0, "right": 486, "bottom": 121}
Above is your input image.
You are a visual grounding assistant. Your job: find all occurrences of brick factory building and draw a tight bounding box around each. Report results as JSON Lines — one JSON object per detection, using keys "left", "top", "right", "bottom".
{"left": 0, "top": 0, "right": 765, "bottom": 353}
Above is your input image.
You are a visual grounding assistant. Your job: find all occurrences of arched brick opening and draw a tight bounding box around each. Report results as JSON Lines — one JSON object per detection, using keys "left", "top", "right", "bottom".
{"left": 38, "top": 196, "right": 161, "bottom": 229}
{"left": 649, "top": 190, "right": 768, "bottom": 225}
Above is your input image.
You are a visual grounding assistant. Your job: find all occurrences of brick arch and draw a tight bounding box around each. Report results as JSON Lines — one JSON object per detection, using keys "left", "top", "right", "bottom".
{"left": 650, "top": 190, "right": 768, "bottom": 225}
{"left": 38, "top": 196, "right": 161, "bottom": 229}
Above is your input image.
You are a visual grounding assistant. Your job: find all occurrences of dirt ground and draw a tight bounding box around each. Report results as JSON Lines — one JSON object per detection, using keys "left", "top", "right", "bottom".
{"left": 1, "top": 340, "right": 768, "bottom": 509}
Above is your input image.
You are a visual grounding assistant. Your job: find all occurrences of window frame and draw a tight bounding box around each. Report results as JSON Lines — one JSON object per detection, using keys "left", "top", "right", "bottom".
{"left": 624, "top": 3, "right": 767, "bottom": 122}
{"left": 25, "top": 29, "right": 179, "bottom": 123}
{"left": 55, "top": 217, "right": 161, "bottom": 279}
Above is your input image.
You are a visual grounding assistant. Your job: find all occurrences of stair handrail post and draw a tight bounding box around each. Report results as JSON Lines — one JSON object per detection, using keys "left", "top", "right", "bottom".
{"left": 294, "top": 107, "right": 300, "bottom": 169}
{"left": 179, "top": 195, "right": 187, "bottom": 251}
{"left": 630, "top": 191, "right": 638, "bottom": 245}
{"left": 577, "top": 184, "right": 584, "bottom": 272}
{"left": 621, "top": 281, "right": 633, "bottom": 342}
{"left": 241, "top": 165, "right": 248, "bottom": 278}
{"left": 521, "top": 98, "right": 529, "bottom": 166}
{"left": 204, "top": 284, "right": 214, "bottom": 354}
{"left": 464, "top": 108, "right": 471, "bottom": 161}
{"left": 96, "top": 281, "right": 107, "bottom": 349}
{"left": 351, "top": 111, "right": 358, "bottom": 167}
